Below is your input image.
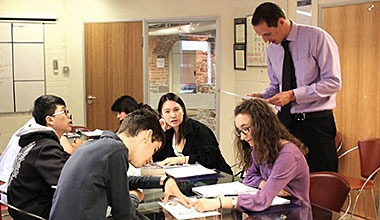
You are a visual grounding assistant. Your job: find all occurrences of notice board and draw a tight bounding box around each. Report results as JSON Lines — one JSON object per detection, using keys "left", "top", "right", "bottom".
{"left": 0, "top": 22, "right": 45, "bottom": 113}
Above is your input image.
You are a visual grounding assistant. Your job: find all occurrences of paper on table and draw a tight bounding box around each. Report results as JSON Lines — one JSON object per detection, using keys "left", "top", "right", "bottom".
{"left": 164, "top": 164, "right": 216, "bottom": 178}
{"left": 219, "top": 90, "right": 259, "bottom": 100}
{"left": 192, "top": 181, "right": 290, "bottom": 206}
{"left": 159, "top": 198, "right": 220, "bottom": 220}
{"left": 82, "top": 129, "right": 103, "bottom": 137}
{"left": 193, "top": 181, "right": 258, "bottom": 197}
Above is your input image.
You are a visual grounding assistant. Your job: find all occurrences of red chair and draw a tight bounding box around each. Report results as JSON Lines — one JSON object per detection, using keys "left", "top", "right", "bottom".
{"left": 335, "top": 132, "right": 343, "bottom": 152}
{"left": 338, "top": 138, "right": 380, "bottom": 219}
{"left": 310, "top": 172, "right": 351, "bottom": 219}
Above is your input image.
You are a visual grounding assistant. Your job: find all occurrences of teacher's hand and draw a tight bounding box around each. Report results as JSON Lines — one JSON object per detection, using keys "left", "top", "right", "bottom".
{"left": 266, "top": 90, "right": 294, "bottom": 107}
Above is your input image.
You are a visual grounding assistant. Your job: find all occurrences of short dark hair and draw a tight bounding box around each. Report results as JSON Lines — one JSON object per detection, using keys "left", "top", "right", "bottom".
{"left": 117, "top": 109, "right": 165, "bottom": 144}
{"left": 251, "top": 2, "right": 286, "bottom": 27}
{"left": 32, "top": 95, "right": 66, "bottom": 126}
{"left": 157, "top": 93, "right": 188, "bottom": 145}
{"left": 111, "top": 95, "right": 139, "bottom": 114}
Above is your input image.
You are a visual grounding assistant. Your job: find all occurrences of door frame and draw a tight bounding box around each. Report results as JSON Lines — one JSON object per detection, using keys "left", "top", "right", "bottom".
{"left": 142, "top": 16, "right": 221, "bottom": 138}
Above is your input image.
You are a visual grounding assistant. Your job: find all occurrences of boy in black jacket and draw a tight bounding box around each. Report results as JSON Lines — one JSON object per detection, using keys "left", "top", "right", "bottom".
{"left": 7, "top": 95, "right": 74, "bottom": 220}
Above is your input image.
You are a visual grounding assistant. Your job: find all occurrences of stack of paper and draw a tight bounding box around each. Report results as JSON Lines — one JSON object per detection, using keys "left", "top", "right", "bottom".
{"left": 82, "top": 129, "right": 103, "bottom": 138}
{"left": 164, "top": 164, "right": 216, "bottom": 178}
{"left": 192, "top": 181, "right": 290, "bottom": 206}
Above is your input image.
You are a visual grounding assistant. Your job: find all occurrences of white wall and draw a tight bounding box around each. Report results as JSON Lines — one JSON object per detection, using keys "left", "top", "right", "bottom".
{"left": 0, "top": 0, "right": 291, "bottom": 165}
{"left": 0, "top": 0, "right": 68, "bottom": 151}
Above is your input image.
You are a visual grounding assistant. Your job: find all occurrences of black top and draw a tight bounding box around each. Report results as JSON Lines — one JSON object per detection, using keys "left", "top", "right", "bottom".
{"left": 50, "top": 131, "right": 161, "bottom": 220}
{"left": 153, "top": 118, "right": 233, "bottom": 174}
{"left": 7, "top": 128, "right": 70, "bottom": 220}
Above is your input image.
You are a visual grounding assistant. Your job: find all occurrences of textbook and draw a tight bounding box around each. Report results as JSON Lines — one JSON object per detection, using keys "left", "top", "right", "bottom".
{"left": 141, "top": 163, "right": 165, "bottom": 176}
{"left": 192, "top": 181, "right": 290, "bottom": 206}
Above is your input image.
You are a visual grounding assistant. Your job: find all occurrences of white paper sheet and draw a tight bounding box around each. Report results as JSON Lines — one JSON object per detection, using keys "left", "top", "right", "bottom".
{"left": 219, "top": 90, "right": 259, "bottom": 100}
{"left": 192, "top": 181, "right": 290, "bottom": 206}
{"left": 164, "top": 164, "right": 216, "bottom": 178}
{"left": 82, "top": 129, "right": 103, "bottom": 137}
{"left": 159, "top": 198, "right": 220, "bottom": 220}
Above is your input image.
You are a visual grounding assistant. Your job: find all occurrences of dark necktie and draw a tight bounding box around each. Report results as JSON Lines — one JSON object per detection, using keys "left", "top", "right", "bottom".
{"left": 278, "top": 40, "right": 297, "bottom": 128}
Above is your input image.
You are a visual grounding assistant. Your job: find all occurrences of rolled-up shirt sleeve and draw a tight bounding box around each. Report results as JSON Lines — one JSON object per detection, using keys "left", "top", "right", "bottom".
{"left": 261, "top": 55, "right": 280, "bottom": 99}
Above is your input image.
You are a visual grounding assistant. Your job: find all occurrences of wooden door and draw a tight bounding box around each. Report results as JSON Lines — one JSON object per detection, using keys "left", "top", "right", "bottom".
{"left": 85, "top": 21, "right": 143, "bottom": 131}
{"left": 321, "top": 2, "right": 380, "bottom": 218}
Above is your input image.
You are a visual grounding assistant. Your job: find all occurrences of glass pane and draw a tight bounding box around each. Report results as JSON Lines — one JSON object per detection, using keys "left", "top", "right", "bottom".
{"left": 297, "top": 0, "right": 312, "bottom": 25}
{"left": 147, "top": 21, "right": 217, "bottom": 132}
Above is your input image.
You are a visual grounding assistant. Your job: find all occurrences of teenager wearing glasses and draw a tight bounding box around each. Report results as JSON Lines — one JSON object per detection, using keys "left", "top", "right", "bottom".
{"left": 153, "top": 93, "right": 232, "bottom": 175}
{"left": 7, "top": 95, "right": 77, "bottom": 220}
{"left": 194, "top": 99, "right": 310, "bottom": 212}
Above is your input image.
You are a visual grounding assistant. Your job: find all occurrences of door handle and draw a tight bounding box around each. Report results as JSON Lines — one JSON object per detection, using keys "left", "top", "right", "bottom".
{"left": 87, "top": 95, "right": 97, "bottom": 104}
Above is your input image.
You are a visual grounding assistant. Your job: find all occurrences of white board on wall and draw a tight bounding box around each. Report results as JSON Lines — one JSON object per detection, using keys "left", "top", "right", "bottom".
{"left": 0, "top": 23, "right": 12, "bottom": 42}
{"left": 13, "top": 43, "right": 44, "bottom": 80}
{"left": 0, "top": 43, "right": 14, "bottom": 112}
{"left": 15, "top": 81, "right": 45, "bottom": 112}
{"left": 13, "top": 23, "right": 43, "bottom": 43}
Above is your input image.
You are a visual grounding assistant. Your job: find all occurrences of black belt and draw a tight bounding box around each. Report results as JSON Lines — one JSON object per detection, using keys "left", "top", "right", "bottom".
{"left": 292, "top": 110, "right": 332, "bottom": 121}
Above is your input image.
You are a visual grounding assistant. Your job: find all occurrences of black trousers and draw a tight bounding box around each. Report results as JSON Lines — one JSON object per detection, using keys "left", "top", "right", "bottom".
{"left": 288, "top": 112, "right": 338, "bottom": 172}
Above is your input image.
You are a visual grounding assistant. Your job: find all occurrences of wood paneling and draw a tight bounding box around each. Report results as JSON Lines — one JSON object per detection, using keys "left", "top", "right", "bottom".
{"left": 322, "top": 2, "right": 380, "bottom": 218}
{"left": 85, "top": 22, "right": 143, "bottom": 131}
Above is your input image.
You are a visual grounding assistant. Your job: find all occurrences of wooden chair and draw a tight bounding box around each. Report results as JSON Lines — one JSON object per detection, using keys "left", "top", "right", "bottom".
{"left": 335, "top": 131, "right": 343, "bottom": 152}
{"left": 310, "top": 172, "right": 351, "bottom": 220}
{"left": 338, "top": 138, "right": 380, "bottom": 219}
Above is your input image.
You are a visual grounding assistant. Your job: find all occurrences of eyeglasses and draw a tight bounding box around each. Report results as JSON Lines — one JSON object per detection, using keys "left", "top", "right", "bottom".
{"left": 235, "top": 126, "right": 251, "bottom": 137}
{"left": 52, "top": 109, "right": 71, "bottom": 117}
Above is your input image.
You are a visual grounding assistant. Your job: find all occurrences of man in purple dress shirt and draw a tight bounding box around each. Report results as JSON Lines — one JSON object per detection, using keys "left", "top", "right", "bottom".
{"left": 247, "top": 2, "right": 341, "bottom": 172}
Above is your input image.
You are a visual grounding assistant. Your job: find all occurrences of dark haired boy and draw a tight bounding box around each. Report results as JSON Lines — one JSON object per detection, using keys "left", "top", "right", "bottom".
{"left": 7, "top": 95, "right": 74, "bottom": 220}
{"left": 50, "top": 109, "right": 191, "bottom": 220}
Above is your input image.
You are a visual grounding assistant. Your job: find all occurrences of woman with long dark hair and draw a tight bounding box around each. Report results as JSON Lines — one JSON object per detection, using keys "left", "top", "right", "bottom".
{"left": 153, "top": 93, "right": 232, "bottom": 174}
{"left": 194, "top": 99, "right": 310, "bottom": 212}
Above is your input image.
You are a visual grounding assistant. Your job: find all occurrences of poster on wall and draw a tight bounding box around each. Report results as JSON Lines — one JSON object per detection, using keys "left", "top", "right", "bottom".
{"left": 234, "top": 17, "right": 246, "bottom": 44}
{"left": 246, "top": 15, "right": 269, "bottom": 66}
{"left": 234, "top": 44, "right": 246, "bottom": 70}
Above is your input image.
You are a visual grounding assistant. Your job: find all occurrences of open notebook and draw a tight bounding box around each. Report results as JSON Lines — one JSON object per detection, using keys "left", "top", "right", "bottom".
{"left": 192, "top": 181, "right": 290, "bottom": 206}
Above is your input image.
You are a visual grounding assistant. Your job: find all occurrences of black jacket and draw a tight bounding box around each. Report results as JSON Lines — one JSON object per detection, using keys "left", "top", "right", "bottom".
{"left": 153, "top": 118, "right": 233, "bottom": 174}
{"left": 7, "top": 127, "right": 70, "bottom": 220}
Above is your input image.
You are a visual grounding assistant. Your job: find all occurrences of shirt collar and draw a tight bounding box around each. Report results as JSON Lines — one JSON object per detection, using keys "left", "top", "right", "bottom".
{"left": 286, "top": 20, "right": 298, "bottom": 42}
